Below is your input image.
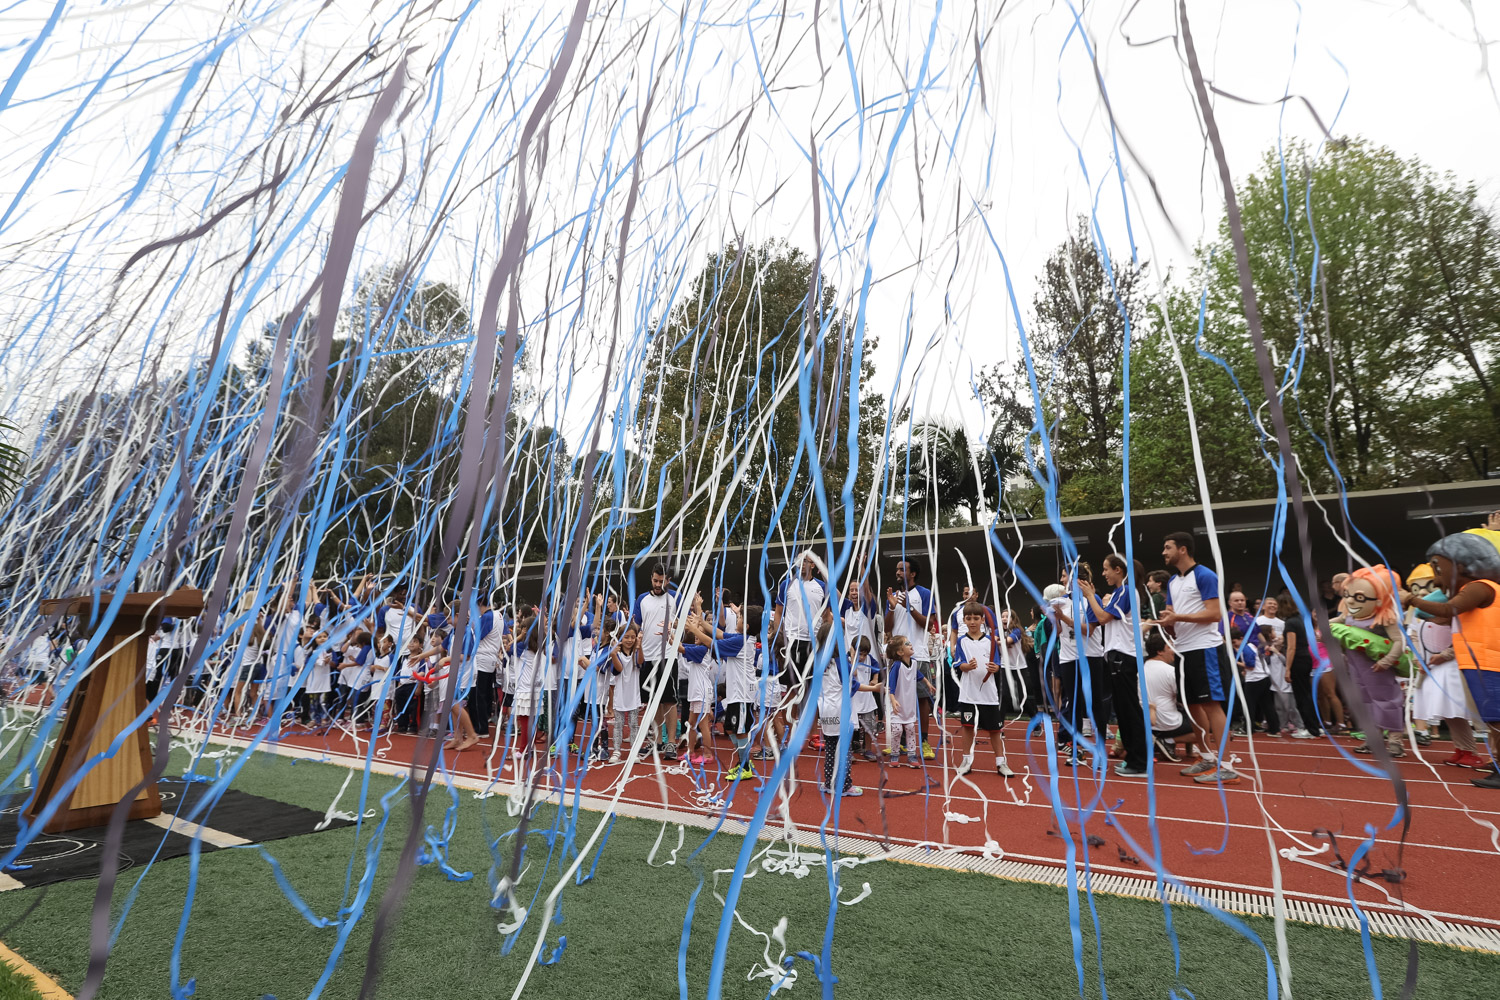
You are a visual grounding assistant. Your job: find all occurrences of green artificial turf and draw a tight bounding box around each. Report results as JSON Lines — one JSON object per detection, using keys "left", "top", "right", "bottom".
{"left": 0, "top": 746, "right": 1495, "bottom": 999}
{"left": 0, "top": 963, "right": 43, "bottom": 1000}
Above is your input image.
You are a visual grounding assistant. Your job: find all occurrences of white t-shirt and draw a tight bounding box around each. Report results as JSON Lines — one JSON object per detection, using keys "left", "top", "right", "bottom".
{"left": 1166, "top": 564, "right": 1222, "bottom": 652}
{"left": 633, "top": 591, "right": 677, "bottom": 661}
{"left": 474, "top": 610, "right": 503, "bottom": 670}
{"left": 1100, "top": 589, "right": 1141, "bottom": 657}
{"left": 817, "top": 657, "right": 855, "bottom": 730}
{"left": 1239, "top": 643, "right": 1268, "bottom": 683}
{"left": 888, "top": 585, "right": 936, "bottom": 663}
{"left": 1264, "top": 649, "right": 1291, "bottom": 693}
{"left": 954, "top": 634, "right": 1001, "bottom": 706}
{"left": 998, "top": 627, "right": 1027, "bottom": 670}
{"left": 1082, "top": 617, "right": 1105, "bottom": 658}
{"left": 843, "top": 599, "right": 881, "bottom": 659}
{"left": 776, "top": 575, "right": 828, "bottom": 643}
{"left": 381, "top": 605, "right": 418, "bottom": 645}
{"left": 723, "top": 636, "right": 759, "bottom": 706}
{"left": 1047, "top": 597, "right": 1077, "bottom": 663}
{"left": 610, "top": 644, "right": 643, "bottom": 712}
{"left": 306, "top": 648, "right": 332, "bottom": 695}
{"left": 1143, "top": 657, "right": 1185, "bottom": 731}
{"left": 340, "top": 645, "right": 372, "bottom": 690}
{"left": 852, "top": 654, "right": 878, "bottom": 714}
{"left": 1254, "top": 615, "right": 1285, "bottom": 639}
{"left": 888, "top": 658, "right": 919, "bottom": 724}
{"left": 513, "top": 648, "right": 544, "bottom": 713}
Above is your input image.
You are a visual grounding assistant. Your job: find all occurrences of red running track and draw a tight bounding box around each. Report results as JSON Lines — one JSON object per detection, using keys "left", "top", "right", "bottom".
{"left": 207, "top": 715, "right": 1500, "bottom": 927}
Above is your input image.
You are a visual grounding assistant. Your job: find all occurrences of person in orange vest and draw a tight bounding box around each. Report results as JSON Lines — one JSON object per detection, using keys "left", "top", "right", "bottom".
{"left": 1404, "top": 529, "right": 1500, "bottom": 789}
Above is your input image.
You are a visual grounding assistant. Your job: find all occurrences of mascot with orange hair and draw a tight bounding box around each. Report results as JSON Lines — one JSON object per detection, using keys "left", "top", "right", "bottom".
{"left": 1330, "top": 565, "right": 1412, "bottom": 758}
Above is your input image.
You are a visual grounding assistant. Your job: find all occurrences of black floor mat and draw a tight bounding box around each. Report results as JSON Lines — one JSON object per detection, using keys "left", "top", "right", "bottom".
{"left": 0, "top": 779, "right": 353, "bottom": 890}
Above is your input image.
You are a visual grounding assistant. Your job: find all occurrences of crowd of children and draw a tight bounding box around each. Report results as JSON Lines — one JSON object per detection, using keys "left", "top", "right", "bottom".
{"left": 8, "top": 529, "right": 1499, "bottom": 796}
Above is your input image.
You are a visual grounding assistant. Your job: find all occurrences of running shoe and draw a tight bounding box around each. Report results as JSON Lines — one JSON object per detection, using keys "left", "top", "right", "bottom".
{"left": 956, "top": 755, "right": 975, "bottom": 776}
{"left": 662, "top": 746, "right": 679, "bottom": 761}
{"left": 903, "top": 754, "right": 921, "bottom": 768}
{"left": 758, "top": 747, "right": 776, "bottom": 761}
{"left": 921, "top": 741, "right": 935, "bottom": 760}
{"left": 1471, "top": 767, "right": 1500, "bottom": 789}
{"left": 1180, "top": 759, "right": 1216, "bottom": 777}
{"left": 606, "top": 753, "right": 623, "bottom": 765}
{"left": 1346, "top": 729, "right": 1366, "bottom": 741}
{"left": 1289, "top": 729, "right": 1315, "bottom": 739}
{"left": 1153, "top": 738, "right": 1182, "bottom": 763}
{"left": 1446, "top": 750, "right": 1487, "bottom": 769}
{"left": 1193, "top": 767, "right": 1242, "bottom": 785}
{"left": 861, "top": 751, "right": 881, "bottom": 762}
{"left": 996, "top": 758, "right": 1015, "bottom": 778}
{"left": 843, "top": 786, "right": 864, "bottom": 797}
{"left": 1414, "top": 731, "right": 1433, "bottom": 747}
{"left": 1113, "top": 762, "right": 1149, "bottom": 777}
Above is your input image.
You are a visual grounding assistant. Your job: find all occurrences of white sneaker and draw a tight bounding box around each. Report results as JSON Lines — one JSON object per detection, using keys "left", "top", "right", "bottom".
{"left": 1082, "top": 721, "right": 1094, "bottom": 738}
{"left": 996, "top": 757, "right": 1015, "bottom": 778}
{"left": 1290, "top": 728, "right": 1315, "bottom": 739}
{"left": 956, "top": 755, "right": 975, "bottom": 776}
{"left": 606, "top": 753, "right": 622, "bottom": 765}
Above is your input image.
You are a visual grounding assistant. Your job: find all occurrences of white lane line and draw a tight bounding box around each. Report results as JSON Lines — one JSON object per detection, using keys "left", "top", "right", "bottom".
{"left": 212, "top": 732, "right": 1500, "bottom": 933}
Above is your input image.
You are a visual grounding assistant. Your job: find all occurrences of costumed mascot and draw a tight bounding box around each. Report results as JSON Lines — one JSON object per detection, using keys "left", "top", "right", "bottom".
{"left": 1405, "top": 529, "right": 1500, "bottom": 789}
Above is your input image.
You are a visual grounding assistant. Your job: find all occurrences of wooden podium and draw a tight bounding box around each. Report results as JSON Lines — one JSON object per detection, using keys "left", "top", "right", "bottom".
{"left": 24, "top": 590, "right": 204, "bottom": 834}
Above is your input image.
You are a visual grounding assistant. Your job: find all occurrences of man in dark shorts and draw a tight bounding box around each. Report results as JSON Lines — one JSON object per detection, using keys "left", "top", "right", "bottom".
{"left": 631, "top": 563, "right": 682, "bottom": 760}
{"left": 1160, "top": 532, "right": 1238, "bottom": 785}
{"left": 768, "top": 553, "right": 830, "bottom": 739}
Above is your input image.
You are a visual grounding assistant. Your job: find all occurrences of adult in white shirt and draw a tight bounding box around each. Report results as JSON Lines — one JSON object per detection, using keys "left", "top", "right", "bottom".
{"left": 770, "top": 553, "right": 831, "bottom": 727}
{"left": 631, "top": 563, "right": 683, "bottom": 761}
{"left": 1079, "top": 554, "right": 1148, "bottom": 775}
{"left": 1142, "top": 630, "right": 1202, "bottom": 760}
{"left": 470, "top": 590, "right": 503, "bottom": 737}
{"left": 1161, "top": 532, "right": 1237, "bottom": 784}
{"left": 1254, "top": 597, "right": 1285, "bottom": 640}
{"left": 841, "top": 580, "right": 883, "bottom": 665}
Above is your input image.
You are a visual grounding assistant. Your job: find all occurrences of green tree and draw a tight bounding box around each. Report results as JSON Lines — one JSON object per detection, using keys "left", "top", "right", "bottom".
{"left": 1199, "top": 139, "right": 1500, "bottom": 489}
{"left": 631, "top": 241, "right": 885, "bottom": 554}
{"left": 979, "top": 216, "right": 1149, "bottom": 515}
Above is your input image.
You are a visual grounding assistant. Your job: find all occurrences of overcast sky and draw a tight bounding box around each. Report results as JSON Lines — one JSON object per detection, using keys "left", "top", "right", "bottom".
{"left": 2, "top": 0, "right": 1498, "bottom": 454}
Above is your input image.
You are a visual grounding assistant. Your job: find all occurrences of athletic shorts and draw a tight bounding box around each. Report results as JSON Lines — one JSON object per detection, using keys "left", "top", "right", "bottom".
{"left": 1153, "top": 721, "right": 1194, "bottom": 741}
{"left": 640, "top": 658, "right": 680, "bottom": 706}
{"left": 723, "top": 701, "right": 756, "bottom": 735}
{"left": 1462, "top": 668, "right": 1500, "bottom": 723}
{"left": 956, "top": 701, "right": 1003, "bottom": 731}
{"left": 501, "top": 691, "right": 514, "bottom": 709}
{"left": 1179, "top": 647, "right": 1227, "bottom": 704}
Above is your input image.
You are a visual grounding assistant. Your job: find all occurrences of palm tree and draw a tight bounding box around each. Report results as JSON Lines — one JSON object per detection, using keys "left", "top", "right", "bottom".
{"left": 898, "top": 419, "right": 1001, "bottom": 526}
{"left": 0, "top": 418, "right": 26, "bottom": 505}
